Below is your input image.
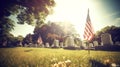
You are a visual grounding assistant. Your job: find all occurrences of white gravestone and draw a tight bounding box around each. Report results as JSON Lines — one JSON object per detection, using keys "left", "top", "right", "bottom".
{"left": 35, "top": 44, "right": 37, "bottom": 47}
{"left": 93, "top": 41, "right": 98, "bottom": 46}
{"left": 101, "top": 33, "right": 113, "bottom": 45}
{"left": 65, "top": 36, "right": 75, "bottom": 47}
{"left": 38, "top": 43, "right": 44, "bottom": 47}
{"left": 53, "top": 39, "right": 59, "bottom": 47}
{"left": 45, "top": 43, "right": 50, "bottom": 48}
{"left": 24, "top": 44, "right": 29, "bottom": 47}
{"left": 79, "top": 40, "right": 82, "bottom": 47}
{"left": 29, "top": 43, "right": 33, "bottom": 47}
{"left": 41, "top": 44, "right": 44, "bottom": 47}
{"left": 75, "top": 38, "right": 82, "bottom": 47}
{"left": 60, "top": 42, "right": 63, "bottom": 48}
{"left": 81, "top": 41, "right": 87, "bottom": 49}
{"left": 89, "top": 43, "right": 94, "bottom": 48}
{"left": 18, "top": 42, "right": 23, "bottom": 47}
{"left": 101, "top": 42, "right": 103, "bottom": 46}
{"left": 51, "top": 44, "right": 54, "bottom": 47}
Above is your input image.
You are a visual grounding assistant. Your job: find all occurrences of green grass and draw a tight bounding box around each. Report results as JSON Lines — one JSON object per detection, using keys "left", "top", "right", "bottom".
{"left": 0, "top": 47, "right": 120, "bottom": 67}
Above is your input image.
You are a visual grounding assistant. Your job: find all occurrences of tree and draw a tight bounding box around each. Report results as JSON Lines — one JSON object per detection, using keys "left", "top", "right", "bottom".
{"left": 96, "top": 26, "right": 120, "bottom": 43}
{"left": 0, "top": 0, "right": 55, "bottom": 25}
{"left": 33, "top": 22, "right": 77, "bottom": 45}
{"left": 0, "top": 17, "right": 15, "bottom": 46}
{"left": 17, "top": 35, "right": 24, "bottom": 42}
{"left": 0, "top": 0, "right": 55, "bottom": 46}
{"left": 23, "top": 33, "right": 33, "bottom": 44}
{"left": 16, "top": 0, "right": 55, "bottom": 25}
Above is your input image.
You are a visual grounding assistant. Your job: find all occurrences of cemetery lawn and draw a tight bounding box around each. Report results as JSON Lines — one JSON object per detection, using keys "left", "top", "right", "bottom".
{"left": 0, "top": 47, "right": 120, "bottom": 67}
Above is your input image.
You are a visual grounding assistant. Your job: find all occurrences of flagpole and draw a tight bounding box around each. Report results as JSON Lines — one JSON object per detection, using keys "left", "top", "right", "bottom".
{"left": 86, "top": 41, "right": 90, "bottom": 56}
{"left": 88, "top": 41, "right": 90, "bottom": 56}
{"left": 83, "top": 8, "right": 94, "bottom": 57}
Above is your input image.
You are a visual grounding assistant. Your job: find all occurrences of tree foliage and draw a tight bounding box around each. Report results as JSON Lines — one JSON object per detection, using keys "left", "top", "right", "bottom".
{"left": 32, "top": 22, "right": 77, "bottom": 45}
{"left": 0, "top": 0, "right": 55, "bottom": 46}
{"left": 16, "top": 0, "right": 55, "bottom": 25}
{"left": 33, "top": 22, "right": 64, "bottom": 45}
{"left": 0, "top": 17, "right": 15, "bottom": 46}
{"left": 96, "top": 26, "right": 120, "bottom": 42}
{"left": 0, "top": 0, "right": 55, "bottom": 24}
{"left": 23, "top": 33, "right": 33, "bottom": 44}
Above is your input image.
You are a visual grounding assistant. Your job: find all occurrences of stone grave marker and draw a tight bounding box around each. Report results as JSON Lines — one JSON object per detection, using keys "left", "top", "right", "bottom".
{"left": 93, "top": 41, "right": 98, "bottom": 46}
{"left": 89, "top": 43, "right": 94, "bottom": 48}
{"left": 45, "top": 42, "right": 50, "bottom": 48}
{"left": 65, "top": 36, "right": 75, "bottom": 47}
{"left": 101, "top": 33, "right": 113, "bottom": 45}
{"left": 53, "top": 39, "right": 59, "bottom": 47}
{"left": 60, "top": 42, "right": 63, "bottom": 48}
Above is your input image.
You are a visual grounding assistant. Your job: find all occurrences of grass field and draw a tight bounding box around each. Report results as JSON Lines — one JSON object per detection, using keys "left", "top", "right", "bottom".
{"left": 0, "top": 47, "right": 120, "bottom": 67}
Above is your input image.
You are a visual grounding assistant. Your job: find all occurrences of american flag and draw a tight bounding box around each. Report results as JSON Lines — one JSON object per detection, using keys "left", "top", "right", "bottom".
{"left": 37, "top": 36, "right": 43, "bottom": 44}
{"left": 83, "top": 9, "right": 94, "bottom": 41}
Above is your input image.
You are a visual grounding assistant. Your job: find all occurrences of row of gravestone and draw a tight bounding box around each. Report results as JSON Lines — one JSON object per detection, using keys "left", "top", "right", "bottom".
{"left": 18, "top": 36, "right": 74, "bottom": 48}
{"left": 23, "top": 41, "right": 63, "bottom": 48}
{"left": 22, "top": 41, "right": 97, "bottom": 49}
{"left": 21, "top": 39, "right": 63, "bottom": 48}
{"left": 18, "top": 33, "right": 120, "bottom": 48}
{"left": 82, "top": 33, "right": 120, "bottom": 49}
{"left": 81, "top": 41, "right": 98, "bottom": 49}
{"left": 100, "top": 33, "right": 120, "bottom": 46}
{"left": 21, "top": 36, "right": 98, "bottom": 49}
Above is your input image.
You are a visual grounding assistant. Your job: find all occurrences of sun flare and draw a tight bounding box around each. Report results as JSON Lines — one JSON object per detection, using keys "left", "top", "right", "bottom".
{"left": 46, "top": 0, "right": 104, "bottom": 40}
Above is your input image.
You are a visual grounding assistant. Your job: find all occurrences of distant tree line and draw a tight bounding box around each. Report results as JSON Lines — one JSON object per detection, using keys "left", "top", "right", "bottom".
{"left": 23, "top": 22, "right": 77, "bottom": 46}
{"left": 94, "top": 26, "right": 120, "bottom": 44}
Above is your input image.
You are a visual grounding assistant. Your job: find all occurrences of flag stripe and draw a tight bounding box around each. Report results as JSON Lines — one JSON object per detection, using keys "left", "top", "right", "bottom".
{"left": 84, "top": 30, "right": 90, "bottom": 40}
{"left": 85, "top": 25, "right": 93, "bottom": 35}
{"left": 85, "top": 24, "right": 93, "bottom": 35}
{"left": 83, "top": 9, "right": 94, "bottom": 41}
{"left": 88, "top": 21, "right": 94, "bottom": 33}
{"left": 37, "top": 36, "right": 43, "bottom": 44}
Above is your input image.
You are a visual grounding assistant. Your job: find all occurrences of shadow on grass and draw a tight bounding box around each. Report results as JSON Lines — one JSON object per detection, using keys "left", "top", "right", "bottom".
{"left": 63, "top": 46, "right": 81, "bottom": 50}
{"left": 24, "top": 49, "right": 33, "bottom": 52}
{"left": 95, "top": 45, "right": 120, "bottom": 52}
{"left": 89, "top": 59, "right": 110, "bottom": 67}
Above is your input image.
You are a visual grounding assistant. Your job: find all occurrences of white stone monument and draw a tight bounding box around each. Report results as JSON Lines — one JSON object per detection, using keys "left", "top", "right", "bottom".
{"left": 41, "top": 44, "right": 44, "bottom": 47}
{"left": 53, "top": 39, "right": 59, "bottom": 47}
{"left": 51, "top": 44, "right": 54, "bottom": 47}
{"left": 29, "top": 43, "right": 33, "bottom": 47}
{"left": 101, "top": 42, "right": 103, "bottom": 46}
{"left": 24, "top": 44, "right": 29, "bottom": 47}
{"left": 89, "top": 43, "right": 94, "bottom": 48}
{"left": 79, "top": 40, "right": 82, "bottom": 46}
{"left": 101, "top": 33, "right": 113, "bottom": 45}
{"left": 65, "top": 36, "right": 75, "bottom": 47}
{"left": 45, "top": 43, "right": 50, "bottom": 48}
{"left": 75, "top": 38, "right": 82, "bottom": 47}
{"left": 81, "top": 41, "right": 87, "bottom": 49}
{"left": 37, "top": 43, "right": 44, "bottom": 47}
{"left": 18, "top": 42, "right": 23, "bottom": 47}
{"left": 93, "top": 41, "right": 98, "bottom": 46}
{"left": 60, "top": 42, "right": 63, "bottom": 48}
{"left": 35, "top": 44, "right": 37, "bottom": 47}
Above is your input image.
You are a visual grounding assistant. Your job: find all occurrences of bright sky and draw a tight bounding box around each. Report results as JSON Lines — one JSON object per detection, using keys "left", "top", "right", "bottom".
{"left": 10, "top": 15, "right": 35, "bottom": 37}
{"left": 11, "top": 0, "right": 120, "bottom": 38}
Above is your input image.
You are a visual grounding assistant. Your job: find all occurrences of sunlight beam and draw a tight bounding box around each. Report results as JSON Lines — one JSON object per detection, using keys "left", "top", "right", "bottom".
{"left": 46, "top": 0, "right": 105, "bottom": 40}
